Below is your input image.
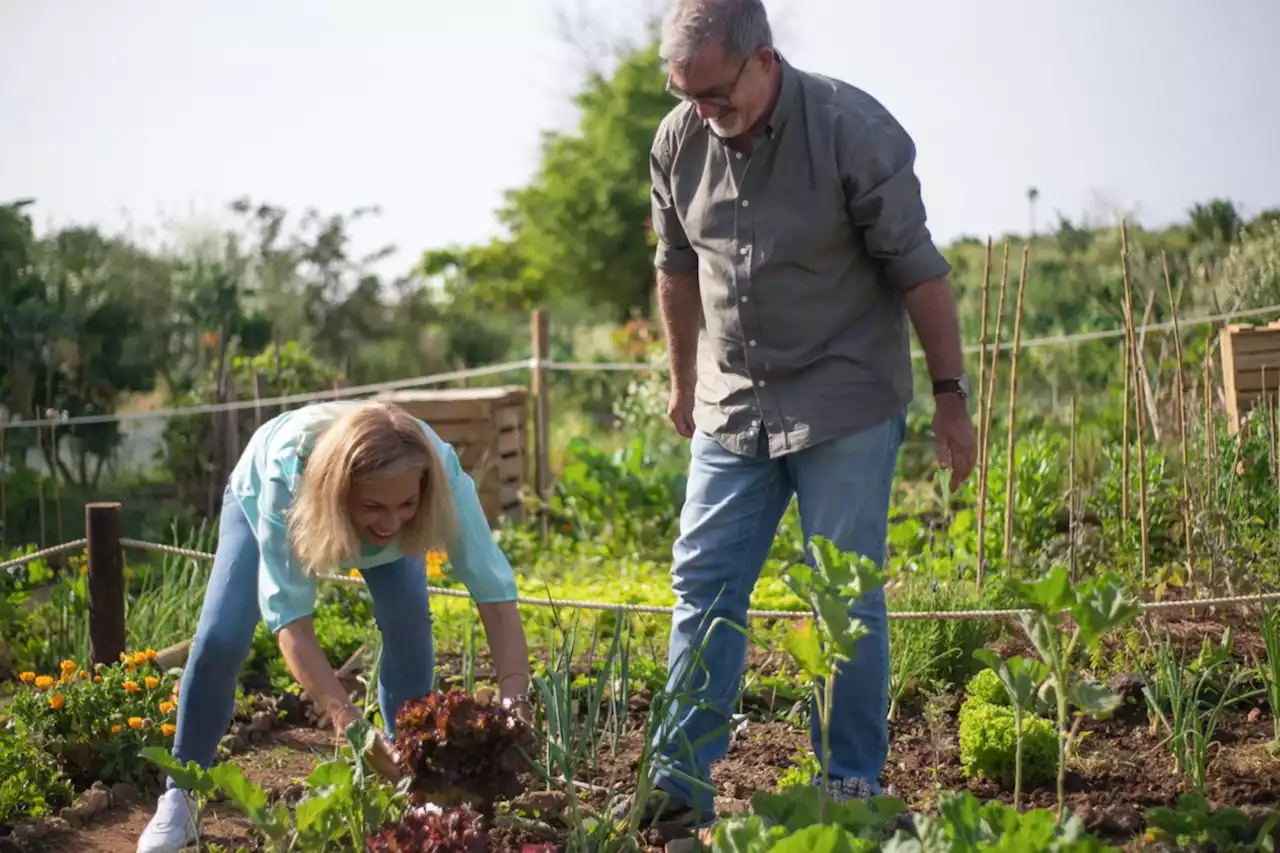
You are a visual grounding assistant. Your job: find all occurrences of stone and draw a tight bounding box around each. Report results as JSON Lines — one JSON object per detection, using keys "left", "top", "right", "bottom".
{"left": 511, "top": 790, "right": 568, "bottom": 818}
{"left": 80, "top": 787, "right": 111, "bottom": 816}
{"left": 58, "top": 806, "right": 88, "bottom": 829}
{"left": 219, "top": 733, "right": 240, "bottom": 754}
{"left": 110, "top": 782, "right": 139, "bottom": 807}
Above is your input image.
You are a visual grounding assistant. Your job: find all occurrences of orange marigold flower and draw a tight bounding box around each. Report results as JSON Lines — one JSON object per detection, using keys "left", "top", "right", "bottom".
{"left": 93, "top": 675, "right": 103, "bottom": 683}
{"left": 60, "top": 659, "right": 77, "bottom": 674}
{"left": 144, "top": 676, "right": 160, "bottom": 690}
{"left": 127, "top": 717, "right": 144, "bottom": 730}
{"left": 111, "top": 724, "right": 122, "bottom": 734}
{"left": 159, "top": 701, "right": 175, "bottom": 715}
{"left": 19, "top": 672, "right": 35, "bottom": 684}
{"left": 49, "top": 694, "right": 66, "bottom": 710}
{"left": 145, "top": 649, "right": 158, "bottom": 661}
{"left": 79, "top": 670, "right": 90, "bottom": 679}
{"left": 122, "top": 680, "right": 140, "bottom": 693}
{"left": 33, "top": 675, "right": 54, "bottom": 690}
{"left": 161, "top": 723, "right": 176, "bottom": 737}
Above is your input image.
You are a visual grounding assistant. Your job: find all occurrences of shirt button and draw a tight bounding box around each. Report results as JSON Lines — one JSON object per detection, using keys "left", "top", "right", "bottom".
{"left": 740, "top": 295, "right": 749, "bottom": 303}
{"left": 749, "top": 340, "right": 757, "bottom": 346}
{"left": 739, "top": 246, "right": 749, "bottom": 255}
{"left": 735, "top": 152, "right": 743, "bottom": 160}
{"left": 741, "top": 199, "right": 749, "bottom": 208}
{"left": 757, "top": 380, "right": 766, "bottom": 387}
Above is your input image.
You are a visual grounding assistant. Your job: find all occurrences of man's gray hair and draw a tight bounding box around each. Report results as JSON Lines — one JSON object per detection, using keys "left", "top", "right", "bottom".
{"left": 658, "top": 0, "right": 773, "bottom": 66}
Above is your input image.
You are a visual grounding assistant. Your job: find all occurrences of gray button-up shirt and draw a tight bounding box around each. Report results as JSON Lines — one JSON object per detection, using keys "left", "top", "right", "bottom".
{"left": 649, "top": 54, "right": 952, "bottom": 459}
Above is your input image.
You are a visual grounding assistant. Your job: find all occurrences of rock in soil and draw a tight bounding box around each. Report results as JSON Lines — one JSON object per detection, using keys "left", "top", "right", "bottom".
{"left": 109, "top": 782, "right": 139, "bottom": 807}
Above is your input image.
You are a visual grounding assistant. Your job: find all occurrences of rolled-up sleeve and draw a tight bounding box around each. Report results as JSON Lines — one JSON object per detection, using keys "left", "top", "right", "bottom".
{"left": 839, "top": 116, "right": 951, "bottom": 292}
{"left": 255, "top": 460, "right": 318, "bottom": 635}
{"left": 438, "top": 441, "right": 519, "bottom": 603}
{"left": 650, "top": 130, "right": 698, "bottom": 275}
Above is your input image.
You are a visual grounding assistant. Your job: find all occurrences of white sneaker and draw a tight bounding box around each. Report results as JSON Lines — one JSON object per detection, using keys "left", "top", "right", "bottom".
{"left": 136, "top": 788, "right": 198, "bottom": 853}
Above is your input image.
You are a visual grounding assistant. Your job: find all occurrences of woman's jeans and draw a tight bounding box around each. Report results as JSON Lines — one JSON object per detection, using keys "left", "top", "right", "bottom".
{"left": 169, "top": 488, "right": 433, "bottom": 785}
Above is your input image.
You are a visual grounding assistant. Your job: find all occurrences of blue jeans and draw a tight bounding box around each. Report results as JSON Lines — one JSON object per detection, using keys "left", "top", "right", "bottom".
{"left": 653, "top": 413, "right": 905, "bottom": 813}
{"left": 169, "top": 488, "right": 434, "bottom": 783}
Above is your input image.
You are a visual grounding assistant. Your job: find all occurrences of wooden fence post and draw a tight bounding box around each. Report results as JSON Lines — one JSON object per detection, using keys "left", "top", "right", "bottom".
{"left": 86, "top": 502, "right": 126, "bottom": 666}
{"left": 531, "top": 309, "right": 551, "bottom": 546}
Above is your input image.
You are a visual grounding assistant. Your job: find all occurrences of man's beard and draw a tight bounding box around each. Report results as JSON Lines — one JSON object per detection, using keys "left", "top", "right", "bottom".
{"left": 708, "top": 110, "right": 748, "bottom": 139}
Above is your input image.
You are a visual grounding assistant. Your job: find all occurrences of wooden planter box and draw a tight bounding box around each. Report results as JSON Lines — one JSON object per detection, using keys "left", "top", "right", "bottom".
{"left": 1220, "top": 322, "right": 1280, "bottom": 434}
{"left": 377, "top": 387, "right": 528, "bottom": 524}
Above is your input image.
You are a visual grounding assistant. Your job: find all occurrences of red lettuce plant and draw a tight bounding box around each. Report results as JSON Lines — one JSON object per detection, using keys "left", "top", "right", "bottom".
{"left": 393, "top": 690, "right": 536, "bottom": 813}
{"left": 366, "top": 804, "right": 488, "bottom": 852}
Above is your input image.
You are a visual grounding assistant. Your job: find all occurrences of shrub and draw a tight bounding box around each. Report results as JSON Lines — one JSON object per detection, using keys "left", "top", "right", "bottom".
{"left": 958, "top": 698, "right": 1058, "bottom": 788}
{"left": 393, "top": 690, "right": 535, "bottom": 814}
{"left": 8, "top": 649, "right": 179, "bottom": 785}
{"left": 965, "top": 668, "right": 1010, "bottom": 707}
{"left": 0, "top": 728, "right": 73, "bottom": 823}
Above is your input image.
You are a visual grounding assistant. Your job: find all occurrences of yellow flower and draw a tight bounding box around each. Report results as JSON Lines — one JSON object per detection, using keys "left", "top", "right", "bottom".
{"left": 79, "top": 670, "right": 90, "bottom": 679}
{"left": 49, "top": 693, "right": 66, "bottom": 710}
{"left": 119, "top": 652, "right": 127, "bottom": 662}
{"left": 34, "top": 675, "right": 54, "bottom": 690}
{"left": 93, "top": 675, "right": 103, "bottom": 683}
{"left": 19, "top": 672, "right": 35, "bottom": 684}
{"left": 111, "top": 724, "right": 122, "bottom": 734}
{"left": 60, "top": 659, "right": 77, "bottom": 675}
{"left": 161, "top": 723, "right": 176, "bottom": 737}
{"left": 144, "top": 676, "right": 160, "bottom": 690}
{"left": 159, "top": 701, "right": 175, "bottom": 715}
{"left": 60, "top": 671, "right": 74, "bottom": 684}
{"left": 127, "top": 717, "right": 144, "bottom": 730}
{"left": 347, "top": 568, "right": 361, "bottom": 579}
{"left": 122, "top": 680, "right": 140, "bottom": 693}
{"left": 144, "top": 649, "right": 158, "bottom": 662}
{"left": 426, "top": 550, "right": 447, "bottom": 581}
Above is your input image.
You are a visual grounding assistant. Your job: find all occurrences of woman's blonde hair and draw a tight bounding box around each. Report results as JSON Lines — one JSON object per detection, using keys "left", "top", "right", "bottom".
{"left": 287, "top": 401, "right": 457, "bottom": 573}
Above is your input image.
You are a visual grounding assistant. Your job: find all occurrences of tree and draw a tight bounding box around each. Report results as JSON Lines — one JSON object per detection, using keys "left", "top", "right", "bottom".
{"left": 420, "top": 39, "right": 673, "bottom": 321}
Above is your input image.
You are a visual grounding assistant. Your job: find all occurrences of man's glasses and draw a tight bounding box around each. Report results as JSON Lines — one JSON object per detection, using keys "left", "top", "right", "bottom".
{"left": 665, "top": 53, "right": 752, "bottom": 109}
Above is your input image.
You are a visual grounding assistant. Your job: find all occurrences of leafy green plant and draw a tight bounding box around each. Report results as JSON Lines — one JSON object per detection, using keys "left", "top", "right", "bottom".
{"left": 957, "top": 695, "right": 1058, "bottom": 792}
{"left": 972, "top": 650, "right": 1051, "bottom": 809}
{"left": 1142, "top": 793, "right": 1280, "bottom": 853}
{"left": 886, "top": 789, "right": 1120, "bottom": 852}
{"left": 1259, "top": 603, "right": 1280, "bottom": 754}
{"left": 964, "top": 667, "right": 1010, "bottom": 707}
{"left": 1014, "top": 566, "right": 1140, "bottom": 817}
{"left": 0, "top": 726, "right": 73, "bottom": 823}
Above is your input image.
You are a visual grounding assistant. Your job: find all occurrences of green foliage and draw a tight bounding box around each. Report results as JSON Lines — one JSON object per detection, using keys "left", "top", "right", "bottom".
{"left": 964, "top": 668, "right": 1010, "bottom": 707}
{"left": 161, "top": 341, "right": 343, "bottom": 507}
{"left": 957, "top": 697, "right": 1058, "bottom": 788}
{"left": 0, "top": 726, "right": 73, "bottom": 823}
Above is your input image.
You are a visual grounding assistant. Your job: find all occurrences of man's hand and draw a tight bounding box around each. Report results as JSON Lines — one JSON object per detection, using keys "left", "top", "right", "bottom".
{"left": 668, "top": 385, "right": 695, "bottom": 438}
{"left": 933, "top": 394, "right": 976, "bottom": 490}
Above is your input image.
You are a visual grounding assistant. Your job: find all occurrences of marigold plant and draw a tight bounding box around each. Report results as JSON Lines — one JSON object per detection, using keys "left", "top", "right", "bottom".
{"left": 6, "top": 649, "right": 178, "bottom": 785}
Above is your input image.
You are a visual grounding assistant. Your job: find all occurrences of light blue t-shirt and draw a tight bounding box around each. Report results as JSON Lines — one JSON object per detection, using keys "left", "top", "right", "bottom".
{"left": 228, "top": 401, "right": 519, "bottom": 634}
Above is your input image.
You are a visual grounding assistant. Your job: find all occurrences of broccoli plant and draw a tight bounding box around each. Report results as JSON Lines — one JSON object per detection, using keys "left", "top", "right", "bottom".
{"left": 392, "top": 690, "right": 536, "bottom": 816}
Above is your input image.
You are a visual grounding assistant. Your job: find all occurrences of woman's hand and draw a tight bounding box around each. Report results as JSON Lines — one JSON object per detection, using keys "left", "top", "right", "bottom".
{"left": 333, "top": 703, "right": 403, "bottom": 781}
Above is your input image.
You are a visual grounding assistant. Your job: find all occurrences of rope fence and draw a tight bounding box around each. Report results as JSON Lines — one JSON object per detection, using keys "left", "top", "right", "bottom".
{"left": 7, "top": 535, "right": 1280, "bottom": 625}
{"left": 4, "top": 301, "right": 1279, "bottom": 431}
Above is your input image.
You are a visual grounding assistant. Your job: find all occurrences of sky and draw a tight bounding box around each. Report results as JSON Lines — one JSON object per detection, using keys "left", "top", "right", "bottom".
{"left": 2, "top": 0, "right": 1278, "bottom": 277}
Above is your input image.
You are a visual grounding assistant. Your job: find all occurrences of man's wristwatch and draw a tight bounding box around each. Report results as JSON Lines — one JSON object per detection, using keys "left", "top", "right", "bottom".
{"left": 932, "top": 374, "right": 971, "bottom": 401}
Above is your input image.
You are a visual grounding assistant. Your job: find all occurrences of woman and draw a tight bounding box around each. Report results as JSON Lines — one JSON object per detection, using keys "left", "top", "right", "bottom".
{"left": 138, "top": 400, "right": 532, "bottom": 853}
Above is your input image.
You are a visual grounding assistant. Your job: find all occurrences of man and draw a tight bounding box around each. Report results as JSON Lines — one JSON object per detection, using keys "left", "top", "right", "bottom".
{"left": 619, "top": 0, "right": 976, "bottom": 829}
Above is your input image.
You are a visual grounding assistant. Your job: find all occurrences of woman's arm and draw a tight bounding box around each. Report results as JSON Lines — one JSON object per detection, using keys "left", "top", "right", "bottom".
{"left": 278, "top": 617, "right": 401, "bottom": 778}
{"left": 476, "top": 601, "right": 532, "bottom": 704}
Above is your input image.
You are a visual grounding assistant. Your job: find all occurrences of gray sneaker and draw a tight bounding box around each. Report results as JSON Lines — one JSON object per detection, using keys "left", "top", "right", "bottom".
{"left": 822, "top": 776, "right": 918, "bottom": 840}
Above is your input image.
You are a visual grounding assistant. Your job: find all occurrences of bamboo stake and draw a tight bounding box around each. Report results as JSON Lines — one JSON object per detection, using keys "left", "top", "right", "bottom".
{"left": 1069, "top": 394, "right": 1078, "bottom": 582}
{"left": 1122, "top": 339, "right": 1131, "bottom": 528}
{"left": 977, "top": 239, "right": 1012, "bottom": 587}
{"left": 1120, "top": 220, "right": 1150, "bottom": 581}
{"left": 1203, "top": 344, "right": 1215, "bottom": 509}
{"left": 976, "top": 237, "right": 994, "bottom": 459}
{"left": 1162, "top": 252, "right": 1193, "bottom": 581}
{"left": 1002, "top": 245, "right": 1031, "bottom": 562}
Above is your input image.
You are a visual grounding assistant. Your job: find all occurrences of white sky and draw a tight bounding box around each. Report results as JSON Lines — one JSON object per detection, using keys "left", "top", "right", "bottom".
{"left": 2, "top": 0, "right": 1278, "bottom": 274}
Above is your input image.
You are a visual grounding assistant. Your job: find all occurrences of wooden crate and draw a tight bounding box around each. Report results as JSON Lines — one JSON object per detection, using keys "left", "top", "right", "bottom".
{"left": 376, "top": 387, "right": 528, "bottom": 524}
{"left": 1220, "top": 322, "right": 1280, "bottom": 434}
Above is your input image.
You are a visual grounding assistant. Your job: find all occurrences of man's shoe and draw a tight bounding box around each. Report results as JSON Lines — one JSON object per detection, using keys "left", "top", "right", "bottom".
{"left": 136, "top": 788, "right": 198, "bottom": 853}
{"left": 822, "top": 776, "right": 918, "bottom": 840}
{"left": 609, "top": 787, "right": 710, "bottom": 829}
